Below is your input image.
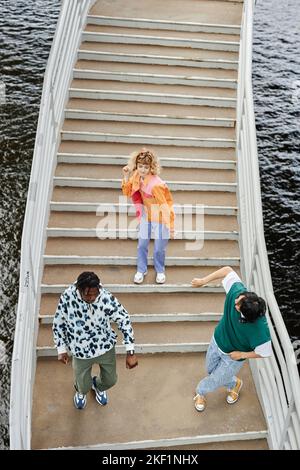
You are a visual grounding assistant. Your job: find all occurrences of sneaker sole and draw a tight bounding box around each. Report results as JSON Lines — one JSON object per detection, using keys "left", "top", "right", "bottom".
{"left": 195, "top": 405, "right": 206, "bottom": 412}
{"left": 226, "top": 379, "right": 243, "bottom": 404}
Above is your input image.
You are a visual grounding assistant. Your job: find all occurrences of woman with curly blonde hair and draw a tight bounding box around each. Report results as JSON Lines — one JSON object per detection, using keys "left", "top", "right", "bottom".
{"left": 127, "top": 148, "right": 161, "bottom": 175}
{"left": 122, "top": 148, "right": 175, "bottom": 284}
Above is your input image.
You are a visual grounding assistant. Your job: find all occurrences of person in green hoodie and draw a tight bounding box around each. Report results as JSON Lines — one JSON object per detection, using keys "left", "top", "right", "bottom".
{"left": 191, "top": 266, "right": 272, "bottom": 412}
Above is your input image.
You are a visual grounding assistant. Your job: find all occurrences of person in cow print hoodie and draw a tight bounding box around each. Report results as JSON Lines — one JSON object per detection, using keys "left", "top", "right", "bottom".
{"left": 53, "top": 271, "right": 138, "bottom": 410}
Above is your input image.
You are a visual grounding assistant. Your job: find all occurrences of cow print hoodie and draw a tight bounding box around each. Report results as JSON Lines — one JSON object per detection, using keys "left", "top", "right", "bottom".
{"left": 52, "top": 284, "right": 135, "bottom": 359}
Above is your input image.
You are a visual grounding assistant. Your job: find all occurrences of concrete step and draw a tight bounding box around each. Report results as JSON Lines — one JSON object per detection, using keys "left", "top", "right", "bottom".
{"left": 31, "top": 353, "right": 267, "bottom": 450}
{"left": 78, "top": 50, "right": 238, "bottom": 70}
{"left": 51, "top": 187, "right": 237, "bottom": 206}
{"left": 54, "top": 163, "right": 236, "bottom": 183}
{"left": 74, "top": 59, "right": 238, "bottom": 80}
{"left": 53, "top": 177, "right": 236, "bottom": 193}
{"left": 47, "top": 212, "right": 238, "bottom": 232}
{"left": 49, "top": 202, "right": 237, "bottom": 215}
{"left": 65, "top": 108, "right": 235, "bottom": 127}
{"left": 84, "top": 23, "right": 240, "bottom": 42}
{"left": 88, "top": 1, "right": 243, "bottom": 28}
{"left": 67, "top": 97, "right": 236, "bottom": 121}
{"left": 39, "top": 312, "right": 222, "bottom": 325}
{"left": 69, "top": 86, "right": 236, "bottom": 108}
{"left": 62, "top": 118, "right": 235, "bottom": 139}
{"left": 70, "top": 77, "right": 237, "bottom": 98}
{"left": 73, "top": 68, "right": 237, "bottom": 89}
{"left": 61, "top": 131, "right": 236, "bottom": 148}
{"left": 45, "top": 238, "right": 240, "bottom": 258}
{"left": 79, "top": 40, "right": 238, "bottom": 62}
{"left": 86, "top": 15, "right": 241, "bottom": 35}
{"left": 40, "top": 290, "right": 226, "bottom": 316}
{"left": 56, "top": 153, "right": 236, "bottom": 169}
{"left": 46, "top": 227, "right": 238, "bottom": 241}
{"left": 42, "top": 264, "right": 240, "bottom": 286}
{"left": 81, "top": 31, "right": 240, "bottom": 52}
{"left": 87, "top": 10, "right": 243, "bottom": 35}
{"left": 64, "top": 98, "right": 237, "bottom": 121}
{"left": 58, "top": 142, "right": 236, "bottom": 160}
{"left": 41, "top": 283, "right": 224, "bottom": 294}
{"left": 37, "top": 321, "right": 216, "bottom": 354}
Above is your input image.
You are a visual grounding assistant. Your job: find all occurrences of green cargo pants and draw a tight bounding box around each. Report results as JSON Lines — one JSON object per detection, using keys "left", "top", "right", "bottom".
{"left": 72, "top": 346, "right": 117, "bottom": 395}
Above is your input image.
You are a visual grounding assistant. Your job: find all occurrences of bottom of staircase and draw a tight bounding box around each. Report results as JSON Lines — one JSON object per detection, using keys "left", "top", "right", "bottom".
{"left": 31, "top": 353, "right": 268, "bottom": 450}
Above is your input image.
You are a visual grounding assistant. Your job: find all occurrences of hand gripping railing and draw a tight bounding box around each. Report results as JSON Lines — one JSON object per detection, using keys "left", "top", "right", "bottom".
{"left": 236, "top": 0, "right": 300, "bottom": 450}
{"left": 9, "top": 0, "right": 96, "bottom": 450}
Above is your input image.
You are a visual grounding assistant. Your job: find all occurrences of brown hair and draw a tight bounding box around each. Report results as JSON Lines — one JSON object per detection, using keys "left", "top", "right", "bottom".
{"left": 127, "top": 148, "right": 161, "bottom": 175}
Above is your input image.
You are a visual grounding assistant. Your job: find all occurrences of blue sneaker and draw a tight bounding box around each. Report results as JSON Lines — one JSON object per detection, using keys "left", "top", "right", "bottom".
{"left": 92, "top": 376, "right": 108, "bottom": 406}
{"left": 73, "top": 391, "right": 87, "bottom": 410}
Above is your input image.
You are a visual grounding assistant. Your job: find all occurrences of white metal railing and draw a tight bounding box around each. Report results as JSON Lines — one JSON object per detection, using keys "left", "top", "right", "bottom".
{"left": 9, "top": 0, "right": 96, "bottom": 449}
{"left": 236, "top": 0, "right": 300, "bottom": 450}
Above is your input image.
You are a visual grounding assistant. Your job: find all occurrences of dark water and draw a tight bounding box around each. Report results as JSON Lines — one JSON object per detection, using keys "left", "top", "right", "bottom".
{"left": 252, "top": 1, "right": 300, "bottom": 335}
{"left": 0, "top": 0, "right": 299, "bottom": 450}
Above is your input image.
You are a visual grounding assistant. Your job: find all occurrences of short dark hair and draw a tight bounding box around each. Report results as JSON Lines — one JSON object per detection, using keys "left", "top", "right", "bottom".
{"left": 238, "top": 292, "right": 266, "bottom": 323}
{"left": 76, "top": 272, "right": 100, "bottom": 291}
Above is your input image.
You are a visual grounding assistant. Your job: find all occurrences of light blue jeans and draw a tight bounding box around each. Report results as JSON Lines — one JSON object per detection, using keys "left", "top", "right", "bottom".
{"left": 137, "top": 217, "right": 169, "bottom": 274}
{"left": 196, "top": 336, "right": 244, "bottom": 396}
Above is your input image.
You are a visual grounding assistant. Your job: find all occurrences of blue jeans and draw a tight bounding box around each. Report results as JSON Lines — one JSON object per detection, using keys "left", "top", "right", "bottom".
{"left": 196, "top": 336, "right": 244, "bottom": 396}
{"left": 137, "top": 217, "right": 169, "bottom": 273}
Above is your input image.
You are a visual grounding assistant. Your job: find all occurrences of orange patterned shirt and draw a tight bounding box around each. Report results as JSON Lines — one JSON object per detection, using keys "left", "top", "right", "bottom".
{"left": 122, "top": 171, "right": 175, "bottom": 231}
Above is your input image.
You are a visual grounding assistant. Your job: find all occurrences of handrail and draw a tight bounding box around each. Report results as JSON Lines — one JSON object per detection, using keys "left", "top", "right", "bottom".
{"left": 236, "top": 0, "right": 300, "bottom": 450}
{"left": 9, "top": 0, "right": 96, "bottom": 450}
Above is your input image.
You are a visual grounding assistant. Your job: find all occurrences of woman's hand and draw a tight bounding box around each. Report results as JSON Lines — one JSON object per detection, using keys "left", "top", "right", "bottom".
{"left": 191, "top": 278, "right": 206, "bottom": 288}
{"left": 229, "top": 351, "right": 244, "bottom": 361}
{"left": 122, "top": 165, "right": 130, "bottom": 180}
{"left": 170, "top": 229, "right": 175, "bottom": 240}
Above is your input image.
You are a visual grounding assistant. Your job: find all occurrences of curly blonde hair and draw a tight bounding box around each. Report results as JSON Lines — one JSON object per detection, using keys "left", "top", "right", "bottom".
{"left": 127, "top": 148, "right": 161, "bottom": 175}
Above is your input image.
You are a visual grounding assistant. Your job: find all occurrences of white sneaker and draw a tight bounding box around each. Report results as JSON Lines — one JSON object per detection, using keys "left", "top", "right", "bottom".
{"left": 134, "top": 271, "right": 147, "bottom": 284}
{"left": 156, "top": 272, "right": 166, "bottom": 284}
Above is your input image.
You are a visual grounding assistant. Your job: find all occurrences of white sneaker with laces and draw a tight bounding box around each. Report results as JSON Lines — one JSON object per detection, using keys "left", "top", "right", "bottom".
{"left": 134, "top": 271, "right": 147, "bottom": 284}
{"left": 156, "top": 272, "right": 166, "bottom": 284}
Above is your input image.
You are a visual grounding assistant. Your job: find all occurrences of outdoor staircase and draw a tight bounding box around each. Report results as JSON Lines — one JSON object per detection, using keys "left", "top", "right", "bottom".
{"left": 32, "top": 0, "right": 268, "bottom": 450}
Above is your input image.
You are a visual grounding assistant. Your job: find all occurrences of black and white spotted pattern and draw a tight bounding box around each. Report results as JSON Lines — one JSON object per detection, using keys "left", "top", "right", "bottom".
{"left": 52, "top": 284, "right": 134, "bottom": 359}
